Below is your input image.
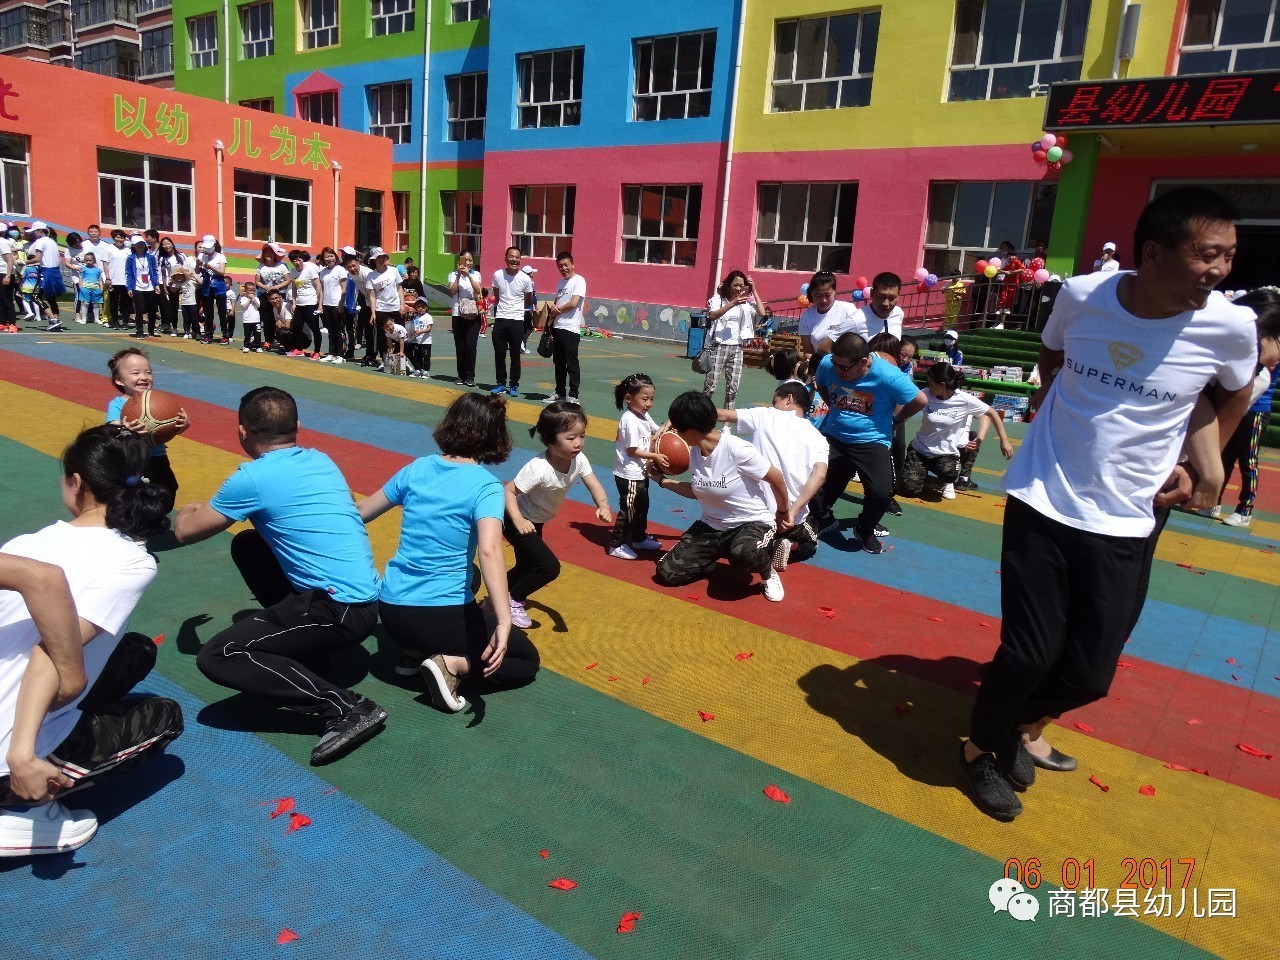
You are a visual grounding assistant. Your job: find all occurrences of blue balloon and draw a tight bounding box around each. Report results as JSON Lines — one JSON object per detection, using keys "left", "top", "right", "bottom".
{"left": 800, "top": 282, "right": 809, "bottom": 295}
{"left": 852, "top": 290, "right": 865, "bottom": 302}
{"left": 925, "top": 273, "right": 938, "bottom": 287}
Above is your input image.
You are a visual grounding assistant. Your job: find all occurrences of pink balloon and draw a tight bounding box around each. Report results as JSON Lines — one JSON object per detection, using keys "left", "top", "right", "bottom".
{"left": 862, "top": 286, "right": 872, "bottom": 299}
{"left": 1033, "top": 268, "right": 1050, "bottom": 283}
{"left": 988, "top": 258, "right": 1002, "bottom": 271}
{"left": 1040, "top": 133, "right": 1057, "bottom": 150}
{"left": 1061, "top": 149, "right": 1074, "bottom": 164}
{"left": 914, "top": 267, "right": 929, "bottom": 282}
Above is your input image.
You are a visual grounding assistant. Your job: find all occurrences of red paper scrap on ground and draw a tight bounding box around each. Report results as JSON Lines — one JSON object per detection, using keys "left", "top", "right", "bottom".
{"left": 895, "top": 703, "right": 912, "bottom": 717}
{"left": 151, "top": 633, "right": 165, "bottom": 646}
{"left": 268, "top": 797, "right": 295, "bottom": 819}
{"left": 697, "top": 711, "right": 716, "bottom": 722}
{"left": 1237, "top": 743, "right": 1274, "bottom": 760}
{"left": 1073, "top": 721, "right": 1094, "bottom": 733}
{"left": 322, "top": 787, "right": 340, "bottom": 795}
{"left": 928, "top": 616, "right": 944, "bottom": 622}
{"left": 818, "top": 606, "right": 836, "bottom": 619}
{"left": 1186, "top": 718, "right": 1203, "bottom": 725}
{"left": 585, "top": 662, "right": 599, "bottom": 670}
{"left": 763, "top": 784, "right": 791, "bottom": 804}
{"left": 734, "top": 652, "right": 754, "bottom": 661}
{"left": 979, "top": 622, "right": 991, "bottom": 628}
{"left": 276, "top": 929, "right": 300, "bottom": 945}
{"left": 538, "top": 850, "right": 550, "bottom": 859}
{"left": 1089, "top": 774, "right": 1110, "bottom": 793}
{"left": 607, "top": 676, "right": 620, "bottom": 682}
{"left": 1138, "top": 785, "right": 1156, "bottom": 797}
{"left": 548, "top": 878, "right": 578, "bottom": 891}
{"left": 617, "top": 911, "right": 642, "bottom": 934}
{"left": 285, "top": 812, "right": 312, "bottom": 834}
{"left": 686, "top": 595, "right": 701, "bottom": 602}
{"left": 1163, "top": 762, "right": 1210, "bottom": 775}
{"left": 1116, "top": 660, "right": 1136, "bottom": 668}
{"left": 641, "top": 675, "right": 651, "bottom": 685}
{"left": 1226, "top": 657, "right": 1238, "bottom": 665}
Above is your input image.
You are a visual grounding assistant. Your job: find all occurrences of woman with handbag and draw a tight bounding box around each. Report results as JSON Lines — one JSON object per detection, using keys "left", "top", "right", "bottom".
{"left": 544, "top": 252, "right": 586, "bottom": 405}
{"left": 702, "top": 270, "right": 770, "bottom": 414}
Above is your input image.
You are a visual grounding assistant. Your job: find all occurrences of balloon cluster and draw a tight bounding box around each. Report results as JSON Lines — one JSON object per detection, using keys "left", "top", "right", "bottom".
{"left": 913, "top": 267, "right": 940, "bottom": 293}
{"left": 797, "top": 281, "right": 809, "bottom": 307}
{"left": 1031, "top": 132, "right": 1073, "bottom": 173}
{"left": 973, "top": 254, "right": 1052, "bottom": 284}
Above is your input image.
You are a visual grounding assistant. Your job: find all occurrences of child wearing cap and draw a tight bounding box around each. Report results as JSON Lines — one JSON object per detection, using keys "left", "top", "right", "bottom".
{"left": 943, "top": 329, "right": 963, "bottom": 366}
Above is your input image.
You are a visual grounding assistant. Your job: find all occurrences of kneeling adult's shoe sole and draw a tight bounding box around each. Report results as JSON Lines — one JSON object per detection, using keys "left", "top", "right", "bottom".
{"left": 310, "top": 699, "right": 388, "bottom": 765}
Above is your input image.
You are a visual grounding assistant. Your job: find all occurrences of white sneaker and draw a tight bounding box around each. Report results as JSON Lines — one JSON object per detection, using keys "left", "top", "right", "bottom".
{"left": 509, "top": 599, "right": 533, "bottom": 629}
{"left": 631, "top": 537, "right": 662, "bottom": 551}
{"left": 520, "top": 343, "right": 530, "bottom": 354}
{"left": 942, "top": 483, "right": 956, "bottom": 500}
{"left": 566, "top": 396, "right": 581, "bottom": 405}
{"left": 1223, "top": 511, "right": 1252, "bottom": 527}
{"left": 242, "top": 347, "right": 250, "bottom": 353}
{"left": 608, "top": 544, "right": 639, "bottom": 560}
{"left": 542, "top": 394, "right": 563, "bottom": 404}
{"left": 331, "top": 355, "right": 344, "bottom": 363}
{"left": 0, "top": 801, "right": 98, "bottom": 857}
{"left": 762, "top": 571, "right": 785, "bottom": 602}
{"left": 319, "top": 355, "right": 334, "bottom": 363}
{"left": 255, "top": 347, "right": 265, "bottom": 353}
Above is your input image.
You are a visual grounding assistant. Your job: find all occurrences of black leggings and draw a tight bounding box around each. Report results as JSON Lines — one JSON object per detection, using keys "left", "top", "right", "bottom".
{"left": 157, "top": 290, "right": 178, "bottom": 332}
{"left": 181, "top": 303, "right": 200, "bottom": 336}
{"left": 610, "top": 476, "right": 650, "bottom": 548}
{"left": 407, "top": 342, "right": 431, "bottom": 372}
{"left": 295, "top": 303, "right": 322, "bottom": 354}
{"left": 378, "top": 600, "right": 539, "bottom": 687}
{"left": 202, "top": 292, "right": 230, "bottom": 340}
{"left": 504, "top": 515, "right": 560, "bottom": 601}
{"left": 132, "top": 288, "right": 159, "bottom": 336}
{"left": 322, "top": 305, "right": 345, "bottom": 357}
{"left": 453, "top": 313, "right": 481, "bottom": 382}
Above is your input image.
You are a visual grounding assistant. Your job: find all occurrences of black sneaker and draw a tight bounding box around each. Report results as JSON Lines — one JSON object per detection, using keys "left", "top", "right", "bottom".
{"left": 999, "top": 736, "right": 1036, "bottom": 792}
{"left": 310, "top": 696, "right": 388, "bottom": 765}
{"left": 958, "top": 744, "right": 1023, "bottom": 821}
{"left": 954, "top": 477, "right": 978, "bottom": 491}
{"left": 856, "top": 529, "right": 884, "bottom": 555}
{"left": 885, "top": 498, "right": 903, "bottom": 517}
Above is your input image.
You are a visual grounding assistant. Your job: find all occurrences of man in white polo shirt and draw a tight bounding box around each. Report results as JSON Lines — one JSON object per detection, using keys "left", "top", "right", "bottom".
{"left": 959, "top": 187, "right": 1257, "bottom": 822}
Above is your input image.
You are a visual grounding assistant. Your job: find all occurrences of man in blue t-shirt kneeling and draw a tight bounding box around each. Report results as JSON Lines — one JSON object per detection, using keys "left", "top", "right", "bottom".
{"left": 811, "top": 332, "right": 927, "bottom": 554}
{"left": 174, "top": 387, "right": 386, "bottom": 765}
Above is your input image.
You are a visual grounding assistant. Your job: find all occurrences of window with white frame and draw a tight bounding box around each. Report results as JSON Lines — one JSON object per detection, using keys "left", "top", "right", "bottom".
{"left": 372, "top": 0, "right": 413, "bottom": 35}
{"left": 300, "top": 0, "right": 338, "bottom": 49}
{"left": 140, "top": 26, "right": 173, "bottom": 78}
{"left": 97, "top": 148, "right": 194, "bottom": 233}
{"left": 239, "top": 2, "right": 273, "bottom": 58}
{"left": 187, "top": 13, "right": 218, "bottom": 68}
{"left": 754, "top": 182, "right": 856, "bottom": 273}
{"left": 240, "top": 97, "right": 274, "bottom": 111}
{"left": 368, "top": 81, "right": 412, "bottom": 143}
{"left": 0, "top": 133, "right": 31, "bottom": 217}
{"left": 633, "top": 31, "right": 716, "bottom": 121}
{"left": 948, "top": 0, "right": 1091, "bottom": 102}
{"left": 442, "top": 190, "right": 482, "bottom": 256}
{"left": 450, "top": 0, "right": 486, "bottom": 23}
{"left": 771, "top": 11, "right": 879, "bottom": 112}
{"left": 923, "top": 180, "right": 1057, "bottom": 275}
{"left": 517, "top": 48, "right": 583, "bottom": 128}
{"left": 510, "top": 185, "right": 574, "bottom": 258}
{"left": 298, "top": 91, "right": 339, "bottom": 126}
{"left": 233, "top": 169, "right": 310, "bottom": 244}
{"left": 445, "top": 72, "right": 487, "bottom": 141}
{"left": 1179, "top": 0, "right": 1280, "bottom": 74}
{"left": 621, "top": 185, "right": 701, "bottom": 265}
{"left": 392, "top": 191, "right": 411, "bottom": 251}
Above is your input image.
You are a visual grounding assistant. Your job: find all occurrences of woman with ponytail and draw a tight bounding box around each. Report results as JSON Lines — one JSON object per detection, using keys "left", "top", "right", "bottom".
{"left": 0, "top": 425, "right": 182, "bottom": 858}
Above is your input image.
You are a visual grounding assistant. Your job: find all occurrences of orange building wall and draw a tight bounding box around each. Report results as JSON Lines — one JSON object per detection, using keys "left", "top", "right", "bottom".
{"left": 0, "top": 57, "right": 392, "bottom": 261}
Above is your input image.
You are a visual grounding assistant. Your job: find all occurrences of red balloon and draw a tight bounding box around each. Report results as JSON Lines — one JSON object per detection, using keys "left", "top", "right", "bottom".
{"left": 974, "top": 260, "right": 988, "bottom": 273}
{"left": 1056, "top": 134, "right": 1068, "bottom": 147}
{"left": 1030, "top": 257, "right": 1046, "bottom": 271}
{"left": 1033, "top": 150, "right": 1048, "bottom": 164}
{"left": 1019, "top": 269, "right": 1035, "bottom": 283}
{"left": 1047, "top": 160, "right": 1062, "bottom": 172}
{"left": 917, "top": 281, "right": 929, "bottom": 293}
{"left": 854, "top": 275, "right": 869, "bottom": 290}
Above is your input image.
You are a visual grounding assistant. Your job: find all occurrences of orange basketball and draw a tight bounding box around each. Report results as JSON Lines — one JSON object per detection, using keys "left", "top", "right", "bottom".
{"left": 122, "top": 388, "right": 186, "bottom": 444}
{"left": 651, "top": 432, "right": 690, "bottom": 476}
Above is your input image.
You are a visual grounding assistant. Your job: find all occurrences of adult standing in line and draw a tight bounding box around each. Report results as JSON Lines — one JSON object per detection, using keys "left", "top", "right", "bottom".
{"left": 704, "top": 270, "right": 771, "bottom": 414}
{"left": 26, "top": 221, "right": 65, "bottom": 332}
{"left": 959, "top": 187, "right": 1257, "bottom": 822}
{"left": 197, "top": 235, "right": 229, "bottom": 344}
{"left": 0, "top": 221, "right": 15, "bottom": 331}
{"left": 490, "top": 247, "right": 534, "bottom": 398}
{"left": 288, "top": 249, "right": 324, "bottom": 360}
{"left": 103, "top": 230, "right": 130, "bottom": 329}
{"left": 174, "top": 387, "right": 387, "bottom": 765}
{"left": 546, "top": 252, "right": 586, "bottom": 405}
{"left": 155, "top": 237, "right": 185, "bottom": 337}
{"left": 124, "top": 235, "right": 160, "bottom": 340}
{"left": 859, "top": 273, "right": 905, "bottom": 339}
{"left": 255, "top": 243, "right": 291, "bottom": 349}
{"left": 797, "top": 270, "right": 860, "bottom": 357}
{"left": 317, "top": 247, "right": 348, "bottom": 363}
{"left": 809, "top": 332, "right": 927, "bottom": 554}
{"left": 364, "top": 249, "right": 403, "bottom": 368}
{"left": 340, "top": 253, "right": 372, "bottom": 364}
{"left": 449, "top": 249, "right": 484, "bottom": 387}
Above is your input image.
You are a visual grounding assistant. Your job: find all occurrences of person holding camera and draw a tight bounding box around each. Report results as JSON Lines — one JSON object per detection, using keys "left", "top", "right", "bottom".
{"left": 702, "top": 270, "right": 771, "bottom": 415}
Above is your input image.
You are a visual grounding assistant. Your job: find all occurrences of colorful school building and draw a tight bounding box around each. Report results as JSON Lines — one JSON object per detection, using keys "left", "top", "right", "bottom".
{"left": 0, "top": 56, "right": 391, "bottom": 271}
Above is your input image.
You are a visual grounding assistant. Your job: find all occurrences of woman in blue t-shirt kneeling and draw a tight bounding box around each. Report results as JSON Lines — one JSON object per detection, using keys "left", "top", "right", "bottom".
{"left": 358, "top": 393, "right": 539, "bottom": 713}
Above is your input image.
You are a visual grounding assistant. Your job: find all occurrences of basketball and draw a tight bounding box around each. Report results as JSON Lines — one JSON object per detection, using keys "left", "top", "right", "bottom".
{"left": 122, "top": 389, "right": 186, "bottom": 444}
{"left": 652, "top": 431, "right": 690, "bottom": 476}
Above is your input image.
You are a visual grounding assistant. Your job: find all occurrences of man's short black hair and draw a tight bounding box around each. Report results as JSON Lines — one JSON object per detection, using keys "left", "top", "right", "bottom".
{"left": 871, "top": 271, "right": 901, "bottom": 291}
{"left": 668, "top": 391, "right": 717, "bottom": 434}
{"left": 774, "top": 381, "right": 811, "bottom": 408}
{"left": 239, "top": 387, "right": 298, "bottom": 445}
{"left": 831, "top": 332, "right": 870, "bottom": 361}
{"left": 1133, "top": 186, "right": 1238, "bottom": 267}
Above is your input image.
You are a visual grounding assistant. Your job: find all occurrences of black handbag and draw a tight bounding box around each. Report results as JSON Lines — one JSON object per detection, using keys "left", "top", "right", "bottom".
{"left": 537, "top": 325, "right": 555, "bottom": 358}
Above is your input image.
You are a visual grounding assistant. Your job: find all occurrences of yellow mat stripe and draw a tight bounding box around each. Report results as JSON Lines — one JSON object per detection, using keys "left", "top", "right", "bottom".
{"left": 2, "top": 378, "right": 1272, "bottom": 958}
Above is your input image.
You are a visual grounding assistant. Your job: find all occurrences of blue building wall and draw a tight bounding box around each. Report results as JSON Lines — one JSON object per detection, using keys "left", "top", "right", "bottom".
{"left": 484, "top": 0, "right": 742, "bottom": 154}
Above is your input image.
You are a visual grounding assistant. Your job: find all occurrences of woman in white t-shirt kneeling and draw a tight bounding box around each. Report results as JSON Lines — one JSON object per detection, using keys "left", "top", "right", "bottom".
{"left": 900, "top": 363, "right": 1013, "bottom": 501}
{"left": 0, "top": 425, "right": 183, "bottom": 857}
{"left": 654, "top": 392, "right": 792, "bottom": 602}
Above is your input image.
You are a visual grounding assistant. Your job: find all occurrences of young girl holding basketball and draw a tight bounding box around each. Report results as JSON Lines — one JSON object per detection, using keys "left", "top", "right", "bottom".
{"left": 504, "top": 401, "right": 613, "bottom": 628}
{"left": 104, "top": 348, "right": 188, "bottom": 513}
{"left": 608, "top": 373, "right": 667, "bottom": 560}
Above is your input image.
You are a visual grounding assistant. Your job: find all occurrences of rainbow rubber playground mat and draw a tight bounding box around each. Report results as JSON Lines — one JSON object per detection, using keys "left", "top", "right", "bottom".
{"left": 0, "top": 327, "right": 1277, "bottom": 960}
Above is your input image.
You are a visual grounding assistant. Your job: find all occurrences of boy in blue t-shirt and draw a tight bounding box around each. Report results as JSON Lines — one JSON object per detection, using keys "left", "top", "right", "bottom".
{"left": 812, "top": 332, "right": 926, "bottom": 554}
